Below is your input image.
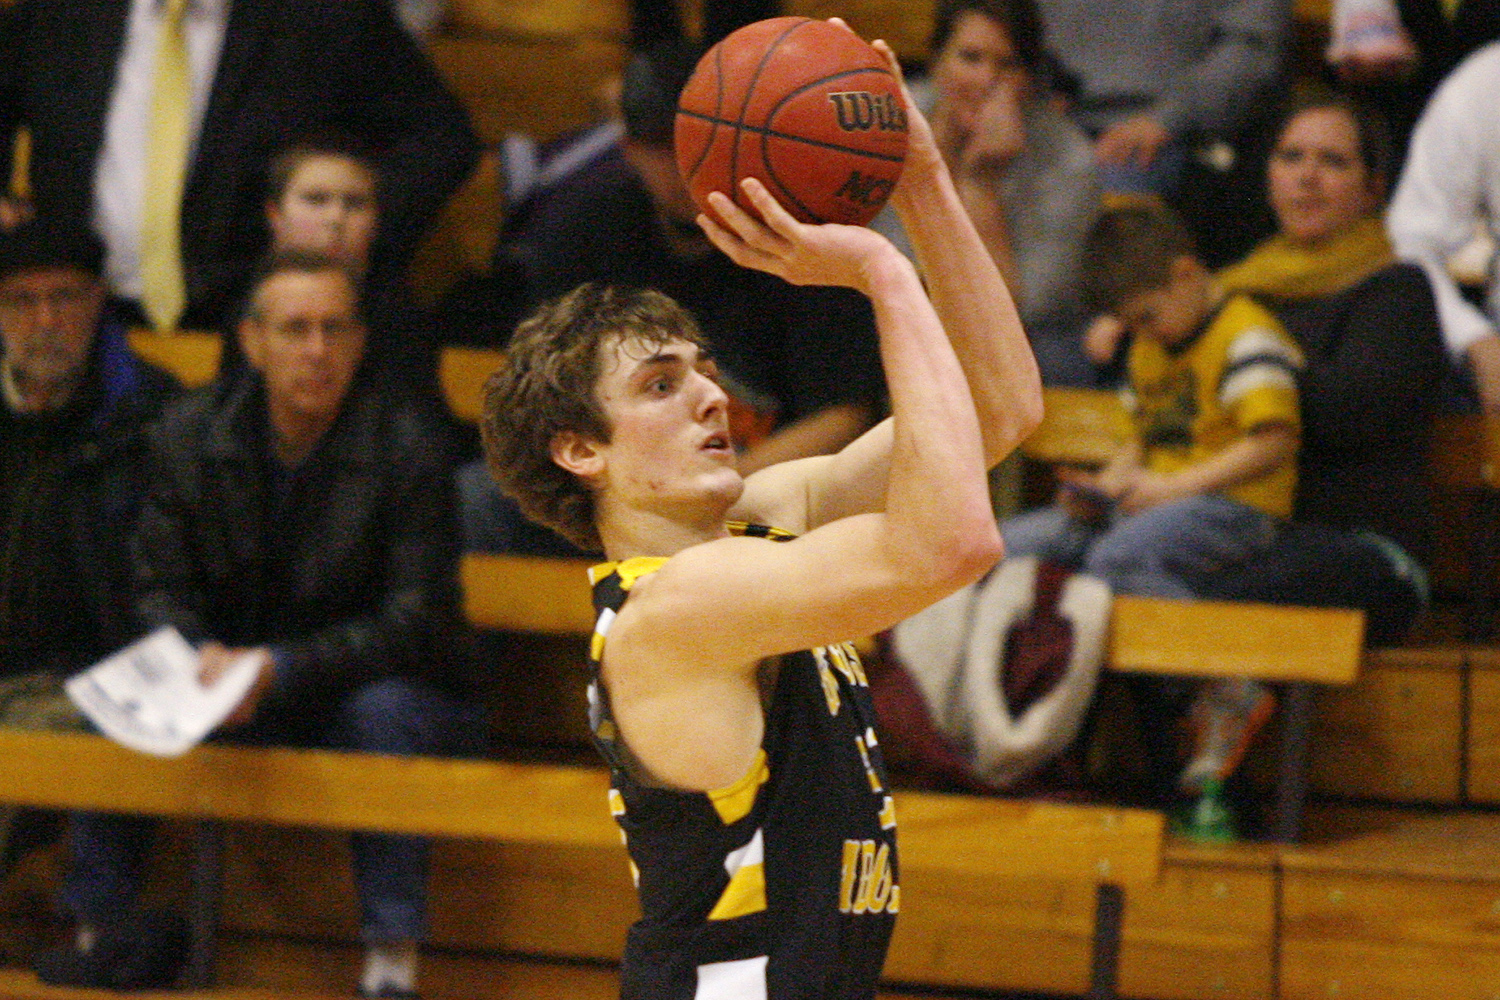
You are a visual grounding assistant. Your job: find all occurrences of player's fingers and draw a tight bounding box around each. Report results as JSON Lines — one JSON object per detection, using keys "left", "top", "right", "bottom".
{"left": 697, "top": 211, "right": 781, "bottom": 272}
{"left": 703, "top": 189, "right": 782, "bottom": 250}
{"left": 737, "top": 178, "right": 803, "bottom": 241}
{"left": 871, "top": 39, "right": 906, "bottom": 90}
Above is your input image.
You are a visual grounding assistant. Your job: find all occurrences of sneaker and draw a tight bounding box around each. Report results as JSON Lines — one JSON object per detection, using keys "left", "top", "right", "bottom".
{"left": 33, "top": 910, "right": 189, "bottom": 990}
{"left": 1179, "top": 679, "right": 1276, "bottom": 795}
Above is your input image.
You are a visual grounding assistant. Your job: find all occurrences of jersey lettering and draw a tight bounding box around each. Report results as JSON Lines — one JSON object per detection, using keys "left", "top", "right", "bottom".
{"left": 838, "top": 839, "right": 899, "bottom": 915}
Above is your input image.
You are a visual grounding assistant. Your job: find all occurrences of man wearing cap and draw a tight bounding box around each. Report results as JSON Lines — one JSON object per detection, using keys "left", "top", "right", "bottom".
{"left": 0, "top": 218, "right": 178, "bottom": 875}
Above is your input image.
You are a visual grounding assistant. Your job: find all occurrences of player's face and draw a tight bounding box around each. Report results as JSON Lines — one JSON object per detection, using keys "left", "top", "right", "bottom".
{"left": 590, "top": 335, "right": 742, "bottom": 513}
{"left": 1268, "top": 107, "right": 1380, "bottom": 246}
{"left": 267, "top": 155, "right": 379, "bottom": 274}
{"left": 240, "top": 269, "right": 366, "bottom": 429}
{"left": 0, "top": 265, "right": 105, "bottom": 398}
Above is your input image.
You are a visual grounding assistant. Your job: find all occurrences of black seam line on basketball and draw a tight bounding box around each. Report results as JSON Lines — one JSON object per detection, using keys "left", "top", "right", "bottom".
{"left": 685, "top": 42, "right": 725, "bottom": 182}
{"left": 730, "top": 18, "right": 816, "bottom": 202}
{"left": 676, "top": 109, "right": 907, "bottom": 163}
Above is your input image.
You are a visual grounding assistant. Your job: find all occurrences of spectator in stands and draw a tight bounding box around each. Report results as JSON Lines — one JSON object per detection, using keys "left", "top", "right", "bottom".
{"left": 0, "top": 219, "right": 177, "bottom": 877}
{"left": 1324, "top": 0, "right": 1499, "bottom": 164}
{"left": 38, "top": 251, "right": 477, "bottom": 998}
{"left": 1387, "top": 42, "right": 1500, "bottom": 413}
{"left": 1000, "top": 202, "right": 1303, "bottom": 806}
{"left": 870, "top": 0, "right": 1101, "bottom": 388}
{"left": 1033, "top": 0, "right": 1288, "bottom": 197}
{"left": 0, "top": 0, "right": 479, "bottom": 333}
{"left": 217, "top": 135, "right": 448, "bottom": 413}
{"left": 1196, "top": 90, "right": 1445, "bottom": 645}
{"left": 458, "top": 38, "right": 885, "bottom": 554}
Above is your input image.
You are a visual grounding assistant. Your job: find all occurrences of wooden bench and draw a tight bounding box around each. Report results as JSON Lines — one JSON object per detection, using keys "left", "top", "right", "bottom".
{"left": 0, "top": 726, "right": 1161, "bottom": 1000}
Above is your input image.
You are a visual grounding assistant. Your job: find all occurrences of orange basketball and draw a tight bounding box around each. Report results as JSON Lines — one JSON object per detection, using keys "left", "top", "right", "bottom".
{"left": 674, "top": 17, "right": 909, "bottom": 227}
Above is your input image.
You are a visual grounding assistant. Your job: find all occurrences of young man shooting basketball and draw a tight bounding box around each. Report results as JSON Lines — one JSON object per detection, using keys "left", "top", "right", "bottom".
{"left": 481, "top": 32, "right": 1042, "bottom": 1000}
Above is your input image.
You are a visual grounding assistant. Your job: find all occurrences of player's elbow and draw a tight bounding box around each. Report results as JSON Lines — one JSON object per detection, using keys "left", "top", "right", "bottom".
{"left": 914, "top": 514, "right": 1004, "bottom": 593}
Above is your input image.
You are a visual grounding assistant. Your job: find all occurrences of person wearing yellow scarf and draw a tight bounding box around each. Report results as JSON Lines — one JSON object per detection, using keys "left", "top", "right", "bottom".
{"left": 1194, "top": 90, "right": 1446, "bottom": 646}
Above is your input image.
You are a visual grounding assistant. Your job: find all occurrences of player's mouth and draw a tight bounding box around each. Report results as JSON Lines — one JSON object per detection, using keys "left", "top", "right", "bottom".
{"left": 702, "top": 432, "right": 731, "bottom": 454}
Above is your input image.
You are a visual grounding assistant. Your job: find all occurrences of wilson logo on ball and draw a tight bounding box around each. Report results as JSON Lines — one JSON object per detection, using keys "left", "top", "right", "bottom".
{"left": 826, "top": 92, "right": 908, "bottom": 134}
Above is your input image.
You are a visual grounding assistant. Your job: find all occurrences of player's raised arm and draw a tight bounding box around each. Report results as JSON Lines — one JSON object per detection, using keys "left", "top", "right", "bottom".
{"left": 875, "top": 37, "right": 1043, "bottom": 469}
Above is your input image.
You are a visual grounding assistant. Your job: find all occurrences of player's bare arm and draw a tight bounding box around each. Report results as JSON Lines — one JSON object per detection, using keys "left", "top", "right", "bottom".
{"left": 597, "top": 183, "right": 1002, "bottom": 791}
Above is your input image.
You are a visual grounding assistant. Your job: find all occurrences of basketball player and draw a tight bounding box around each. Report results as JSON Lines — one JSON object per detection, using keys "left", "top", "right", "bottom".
{"left": 481, "top": 33, "right": 1042, "bottom": 1000}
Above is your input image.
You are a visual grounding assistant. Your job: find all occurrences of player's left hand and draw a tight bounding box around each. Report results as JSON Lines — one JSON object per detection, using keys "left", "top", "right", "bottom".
{"left": 698, "top": 177, "right": 900, "bottom": 294}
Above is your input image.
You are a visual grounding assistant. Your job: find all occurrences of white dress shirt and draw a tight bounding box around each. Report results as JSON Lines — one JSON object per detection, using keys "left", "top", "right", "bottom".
{"left": 1387, "top": 42, "right": 1500, "bottom": 357}
{"left": 92, "top": 0, "right": 230, "bottom": 301}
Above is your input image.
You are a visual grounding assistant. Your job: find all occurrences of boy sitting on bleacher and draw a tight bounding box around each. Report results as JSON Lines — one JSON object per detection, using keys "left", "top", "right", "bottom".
{"left": 1001, "top": 202, "right": 1304, "bottom": 809}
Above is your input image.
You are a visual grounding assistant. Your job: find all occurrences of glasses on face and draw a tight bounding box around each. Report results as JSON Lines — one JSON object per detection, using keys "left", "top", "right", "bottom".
{"left": 0, "top": 286, "right": 93, "bottom": 314}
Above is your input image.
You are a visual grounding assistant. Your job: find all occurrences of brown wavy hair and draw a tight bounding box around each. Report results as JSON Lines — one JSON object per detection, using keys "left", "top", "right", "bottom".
{"left": 480, "top": 283, "right": 708, "bottom": 553}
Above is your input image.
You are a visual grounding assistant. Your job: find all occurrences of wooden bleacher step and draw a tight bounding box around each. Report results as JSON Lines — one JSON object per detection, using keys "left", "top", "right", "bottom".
{"left": 1310, "top": 647, "right": 1466, "bottom": 804}
{"left": 1283, "top": 807, "right": 1500, "bottom": 999}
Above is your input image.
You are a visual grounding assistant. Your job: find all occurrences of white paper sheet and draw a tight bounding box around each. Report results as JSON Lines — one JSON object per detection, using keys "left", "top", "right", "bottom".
{"left": 65, "top": 627, "right": 261, "bottom": 758}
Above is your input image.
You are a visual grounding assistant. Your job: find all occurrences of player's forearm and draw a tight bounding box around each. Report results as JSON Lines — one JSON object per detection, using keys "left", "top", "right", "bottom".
{"left": 888, "top": 155, "right": 1042, "bottom": 468}
{"left": 737, "top": 402, "right": 872, "bottom": 476}
{"left": 866, "top": 250, "right": 1002, "bottom": 587}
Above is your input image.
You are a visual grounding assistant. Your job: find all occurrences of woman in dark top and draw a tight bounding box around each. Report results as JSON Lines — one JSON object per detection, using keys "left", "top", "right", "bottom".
{"left": 1200, "top": 89, "right": 1446, "bottom": 643}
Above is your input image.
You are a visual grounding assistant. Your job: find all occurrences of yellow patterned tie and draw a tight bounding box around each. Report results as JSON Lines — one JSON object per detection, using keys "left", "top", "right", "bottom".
{"left": 1440, "top": 0, "right": 1462, "bottom": 20}
{"left": 140, "top": 0, "right": 190, "bottom": 331}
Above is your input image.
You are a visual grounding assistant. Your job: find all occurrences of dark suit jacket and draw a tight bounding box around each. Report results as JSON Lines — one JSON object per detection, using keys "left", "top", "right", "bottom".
{"left": 0, "top": 0, "right": 480, "bottom": 329}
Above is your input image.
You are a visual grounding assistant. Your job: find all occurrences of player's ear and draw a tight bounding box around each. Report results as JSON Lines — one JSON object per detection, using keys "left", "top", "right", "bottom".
{"left": 550, "top": 430, "right": 605, "bottom": 480}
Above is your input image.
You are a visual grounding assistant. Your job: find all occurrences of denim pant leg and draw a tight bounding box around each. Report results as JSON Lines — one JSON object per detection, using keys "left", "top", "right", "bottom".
{"left": 62, "top": 812, "right": 159, "bottom": 927}
{"left": 999, "top": 504, "right": 1100, "bottom": 569}
{"left": 1083, "top": 495, "right": 1278, "bottom": 599}
{"left": 326, "top": 677, "right": 483, "bottom": 943}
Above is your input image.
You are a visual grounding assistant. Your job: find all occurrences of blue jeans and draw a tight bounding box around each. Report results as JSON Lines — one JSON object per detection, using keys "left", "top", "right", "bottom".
{"left": 1000, "top": 494, "right": 1278, "bottom": 598}
{"left": 64, "top": 677, "right": 482, "bottom": 942}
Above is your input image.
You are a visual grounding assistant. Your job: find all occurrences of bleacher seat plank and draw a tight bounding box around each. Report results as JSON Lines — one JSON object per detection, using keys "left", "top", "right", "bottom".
{"left": 1461, "top": 648, "right": 1500, "bottom": 803}
{"left": 445, "top": 0, "right": 630, "bottom": 40}
{"left": 1283, "top": 808, "right": 1500, "bottom": 1000}
{"left": 127, "top": 329, "right": 223, "bottom": 388}
{"left": 439, "top": 346, "right": 504, "bottom": 425}
{"left": 0, "top": 729, "right": 619, "bottom": 846}
{"left": 1109, "top": 595, "right": 1364, "bottom": 684}
{"left": 782, "top": 0, "right": 935, "bottom": 60}
{"left": 895, "top": 793, "right": 1160, "bottom": 885}
{"left": 1021, "top": 386, "right": 1131, "bottom": 467}
{"left": 1119, "top": 841, "right": 1278, "bottom": 1000}
{"left": 427, "top": 35, "right": 621, "bottom": 144}
{"left": 462, "top": 553, "right": 595, "bottom": 634}
{"left": 1310, "top": 647, "right": 1465, "bottom": 803}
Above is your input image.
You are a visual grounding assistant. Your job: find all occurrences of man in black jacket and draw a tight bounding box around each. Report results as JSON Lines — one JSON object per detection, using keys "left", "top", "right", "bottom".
{"left": 44, "top": 250, "right": 476, "bottom": 999}
{"left": 0, "top": 218, "right": 177, "bottom": 873}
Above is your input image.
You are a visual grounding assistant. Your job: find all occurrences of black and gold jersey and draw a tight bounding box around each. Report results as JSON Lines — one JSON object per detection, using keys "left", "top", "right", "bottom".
{"left": 586, "top": 522, "right": 898, "bottom": 1000}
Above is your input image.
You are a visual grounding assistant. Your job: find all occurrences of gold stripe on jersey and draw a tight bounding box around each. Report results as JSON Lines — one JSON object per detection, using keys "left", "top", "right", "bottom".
{"left": 708, "top": 828, "right": 767, "bottom": 921}
{"left": 726, "top": 520, "right": 796, "bottom": 541}
{"left": 708, "top": 749, "right": 770, "bottom": 825}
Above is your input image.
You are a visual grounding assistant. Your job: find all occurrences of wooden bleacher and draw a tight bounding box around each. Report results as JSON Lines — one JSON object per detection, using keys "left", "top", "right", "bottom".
{"left": 13, "top": 2, "right": 1500, "bottom": 996}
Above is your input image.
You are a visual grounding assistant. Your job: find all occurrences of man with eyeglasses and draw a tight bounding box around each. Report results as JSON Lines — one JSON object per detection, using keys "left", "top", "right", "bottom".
{"left": 0, "top": 217, "right": 178, "bottom": 889}
{"left": 40, "top": 249, "right": 478, "bottom": 999}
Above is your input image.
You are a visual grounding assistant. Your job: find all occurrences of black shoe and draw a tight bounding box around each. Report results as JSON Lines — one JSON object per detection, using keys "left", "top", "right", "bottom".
{"left": 33, "top": 910, "right": 190, "bottom": 990}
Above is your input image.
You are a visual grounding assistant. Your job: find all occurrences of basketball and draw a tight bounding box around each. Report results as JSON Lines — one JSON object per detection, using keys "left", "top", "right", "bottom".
{"left": 674, "top": 17, "right": 909, "bottom": 227}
